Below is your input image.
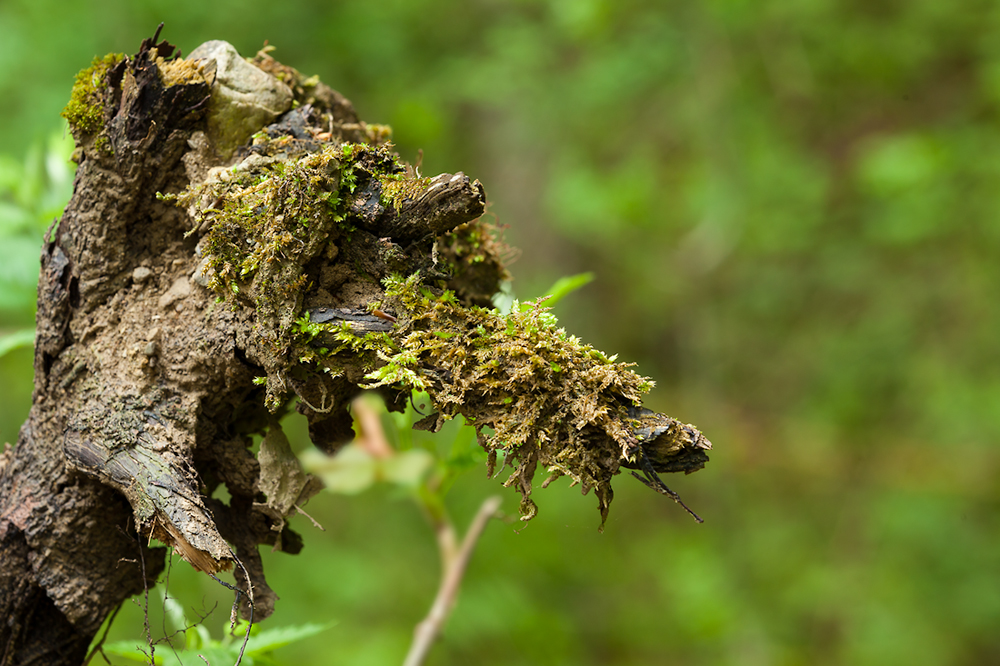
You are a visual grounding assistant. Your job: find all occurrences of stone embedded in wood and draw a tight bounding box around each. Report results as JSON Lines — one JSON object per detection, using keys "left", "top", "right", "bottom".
{"left": 187, "top": 40, "right": 294, "bottom": 158}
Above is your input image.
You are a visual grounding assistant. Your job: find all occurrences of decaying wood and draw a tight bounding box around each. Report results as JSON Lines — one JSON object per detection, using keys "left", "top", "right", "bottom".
{"left": 351, "top": 171, "right": 487, "bottom": 240}
{"left": 0, "top": 27, "right": 710, "bottom": 665}
{"left": 0, "top": 30, "right": 497, "bottom": 664}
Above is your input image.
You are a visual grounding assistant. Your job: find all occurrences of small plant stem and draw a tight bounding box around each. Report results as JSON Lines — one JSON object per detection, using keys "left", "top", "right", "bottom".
{"left": 403, "top": 495, "right": 502, "bottom": 666}
{"left": 352, "top": 396, "right": 394, "bottom": 458}
{"left": 433, "top": 516, "right": 459, "bottom": 570}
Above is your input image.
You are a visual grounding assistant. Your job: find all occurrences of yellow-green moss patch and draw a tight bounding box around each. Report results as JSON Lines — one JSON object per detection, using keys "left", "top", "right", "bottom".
{"left": 372, "top": 273, "right": 656, "bottom": 523}
{"left": 62, "top": 53, "right": 124, "bottom": 135}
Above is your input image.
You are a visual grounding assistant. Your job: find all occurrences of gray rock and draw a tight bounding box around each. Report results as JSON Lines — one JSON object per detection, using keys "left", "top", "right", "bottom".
{"left": 132, "top": 266, "right": 152, "bottom": 284}
{"left": 187, "top": 41, "right": 294, "bottom": 159}
{"left": 159, "top": 276, "right": 192, "bottom": 309}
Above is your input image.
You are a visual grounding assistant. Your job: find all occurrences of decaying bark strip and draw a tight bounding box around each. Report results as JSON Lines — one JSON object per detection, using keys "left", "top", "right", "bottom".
{"left": 0, "top": 27, "right": 711, "bottom": 664}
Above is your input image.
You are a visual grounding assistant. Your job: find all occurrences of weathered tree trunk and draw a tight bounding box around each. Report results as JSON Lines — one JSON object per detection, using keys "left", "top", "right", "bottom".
{"left": 0, "top": 29, "right": 710, "bottom": 665}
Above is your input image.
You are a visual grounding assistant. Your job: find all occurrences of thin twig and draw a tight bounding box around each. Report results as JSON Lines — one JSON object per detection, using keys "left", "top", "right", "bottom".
{"left": 137, "top": 527, "right": 154, "bottom": 665}
{"left": 294, "top": 503, "right": 326, "bottom": 531}
{"left": 403, "top": 495, "right": 502, "bottom": 666}
{"left": 82, "top": 604, "right": 121, "bottom": 665}
{"left": 352, "top": 395, "right": 394, "bottom": 458}
{"left": 233, "top": 549, "right": 255, "bottom": 666}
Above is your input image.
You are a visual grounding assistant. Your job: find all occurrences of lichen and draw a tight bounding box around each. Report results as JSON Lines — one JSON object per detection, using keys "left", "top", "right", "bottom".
{"left": 61, "top": 53, "right": 124, "bottom": 136}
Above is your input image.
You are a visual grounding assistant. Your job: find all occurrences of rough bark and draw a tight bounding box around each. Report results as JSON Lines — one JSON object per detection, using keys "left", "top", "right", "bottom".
{"left": 0, "top": 29, "right": 711, "bottom": 665}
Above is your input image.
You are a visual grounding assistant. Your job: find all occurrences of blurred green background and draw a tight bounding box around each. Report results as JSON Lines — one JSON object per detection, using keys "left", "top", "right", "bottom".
{"left": 2, "top": 1, "right": 999, "bottom": 664}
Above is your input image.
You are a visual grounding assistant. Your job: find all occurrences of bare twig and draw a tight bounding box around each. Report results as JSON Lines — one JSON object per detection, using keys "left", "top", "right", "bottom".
{"left": 352, "top": 395, "right": 394, "bottom": 458}
{"left": 344, "top": 393, "right": 502, "bottom": 665}
{"left": 294, "top": 503, "right": 326, "bottom": 531}
{"left": 82, "top": 604, "right": 121, "bottom": 665}
{"left": 403, "top": 495, "right": 502, "bottom": 666}
{"left": 207, "top": 547, "right": 255, "bottom": 666}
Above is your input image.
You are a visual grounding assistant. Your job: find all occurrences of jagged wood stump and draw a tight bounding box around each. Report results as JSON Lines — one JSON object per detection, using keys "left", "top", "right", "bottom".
{"left": 0, "top": 29, "right": 710, "bottom": 665}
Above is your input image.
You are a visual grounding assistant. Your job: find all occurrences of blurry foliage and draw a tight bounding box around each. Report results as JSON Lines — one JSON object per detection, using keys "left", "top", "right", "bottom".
{"left": 0, "top": 129, "right": 74, "bottom": 320}
{"left": 0, "top": 129, "right": 74, "bottom": 445}
{"left": 99, "top": 586, "right": 330, "bottom": 665}
{"left": 1, "top": 0, "right": 999, "bottom": 664}
{"left": 301, "top": 395, "right": 443, "bottom": 497}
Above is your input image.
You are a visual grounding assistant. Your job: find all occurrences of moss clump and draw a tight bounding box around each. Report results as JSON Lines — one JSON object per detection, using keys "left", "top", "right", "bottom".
{"left": 156, "top": 56, "right": 208, "bottom": 87}
{"left": 367, "top": 274, "right": 662, "bottom": 524}
{"left": 62, "top": 53, "right": 124, "bottom": 136}
{"left": 193, "top": 145, "right": 349, "bottom": 405}
{"left": 379, "top": 173, "right": 432, "bottom": 211}
{"left": 438, "top": 218, "right": 513, "bottom": 305}
{"left": 189, "top": 133, "right": 696, "bottom": 521}
{"left": 194, "top": 142, "right": 411, "bottom": 309}
{"left": 196, "top": 145, "right": 345, "bottom": 305}
{"left": 178, "top": 88, "right": 704, "bottom": 524}
{"left": 182, "top": 140, "right": 422, "bottom": 410}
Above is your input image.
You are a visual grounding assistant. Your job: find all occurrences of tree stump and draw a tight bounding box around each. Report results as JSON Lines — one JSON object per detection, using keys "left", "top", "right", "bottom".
{"left": 0, "top": 28, "right": 710, "bottom": 664}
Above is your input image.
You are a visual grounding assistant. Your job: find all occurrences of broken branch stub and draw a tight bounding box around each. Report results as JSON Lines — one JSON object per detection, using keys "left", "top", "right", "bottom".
{"left": 0, "top": 29, "right": 713, "bottom": 658}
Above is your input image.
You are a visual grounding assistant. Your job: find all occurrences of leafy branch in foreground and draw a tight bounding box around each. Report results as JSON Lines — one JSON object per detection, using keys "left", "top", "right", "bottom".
{"left": 98, "top": 586, "right": 330, "bottom": 665}
{"left": 303, "top": 393, "right": 502, "bottom": 666}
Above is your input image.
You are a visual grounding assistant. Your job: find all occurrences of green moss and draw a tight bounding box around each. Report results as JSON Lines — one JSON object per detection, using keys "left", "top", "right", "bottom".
{"left": 61, "top": 53, "right": 124, "bottom": 136}
{"left": 180, "top": 127, "right": 698, "bottom": 524}
{"left": 194, "top": 142, "right": 406, "bottom": 307}
{"left": 370, "top": 273, "right": 658, "bottom": 524}
{"left": 196, "top": 145, "right": 345, "bottom": 304}
{"left": 379, "top": 173, "right": 432, "bottom": 211}
{"left": 177, "top": 141, "right": 415, "bottom": 409}
{"left": 436, "top": 218, "right": 512, "bottom": 304}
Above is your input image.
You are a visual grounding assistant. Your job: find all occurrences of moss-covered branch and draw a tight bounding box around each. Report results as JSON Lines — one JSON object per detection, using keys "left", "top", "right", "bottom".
{"left": 168, "top": 82, "right": 712, "bottom": 525}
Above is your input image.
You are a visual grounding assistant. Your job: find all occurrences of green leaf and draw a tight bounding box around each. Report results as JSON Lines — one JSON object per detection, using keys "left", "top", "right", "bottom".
{"left": 380, "top": 448, "right": 434, "bottom": 488}
{"left": 100, "top": 609, "right": 331, "bottom": 665}
{"left": 300, "top": 444, "right": 377, "bottom": 494}
{"left": 101, "top": 641, "right": 160, "bottom": 663}
{"left": 514, "top": 272, "right": 595, "bottom": 313}
{"left": 540, "top": 272, "right": 595, "bottom": 307}
{"left": 173, "top": 645, "right": 239, "bottom": 665}
{"left": 0, "top": 329, "right": 33, "bottom": 358}
{"left": 244, "top": 622, "right": 334, "bottom": 654}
